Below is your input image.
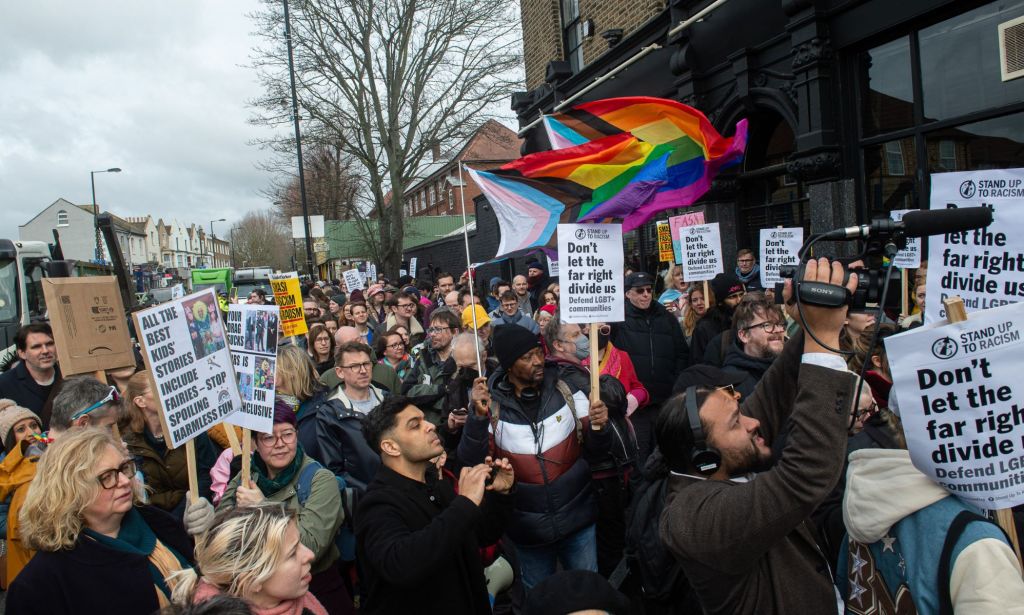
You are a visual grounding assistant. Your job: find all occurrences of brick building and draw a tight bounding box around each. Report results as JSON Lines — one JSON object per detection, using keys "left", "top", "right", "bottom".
{"left": 403, "top": 119, "right": 523, "bottom": 218}
{"left": 511, "top": 0, "right": 1024, "bottom": 273}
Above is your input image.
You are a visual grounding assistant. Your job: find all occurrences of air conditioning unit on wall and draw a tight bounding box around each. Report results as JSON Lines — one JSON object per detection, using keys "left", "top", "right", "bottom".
{"left": 998, "top": 15, "right": 1024, "bottom": 82}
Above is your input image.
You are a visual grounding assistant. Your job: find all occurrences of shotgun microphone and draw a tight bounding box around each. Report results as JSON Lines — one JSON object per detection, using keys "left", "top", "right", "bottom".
{"left": 821, "top": 206, "right": 993, "bottom": 240}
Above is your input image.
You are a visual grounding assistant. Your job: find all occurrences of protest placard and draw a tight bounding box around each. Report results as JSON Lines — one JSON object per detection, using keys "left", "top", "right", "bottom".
{"left": 343, "top": 268, "right": 364, "bottom": 293}
{"left": 133, "top": 288, "right": 242, "bottom": 449}
{"left": 367, "top": 262, "right": 377, "bottom": 282}
{"left": 669, "top": 211, "right": 705, "bottom": 264}
{"left": 657, "top": 221, "right": 673, "bottom": 262}
{"left": 759, "top": 227, "right": 803, "bottom": 288}
{"left": 886, "top": 300, "right": 1024, "bottom": 508}
{"left": 41, "top": 277, "right": 135, "bottom": 376}
{"left": 927, "top": 168, "right": 1024, "bottom": 322}
{"left": 557, "top": 224, "right": 624, "bottom": 324}
{"left": 171, "top": 283, "right": 184, "bottom": 299}
{"left": 225, "top": 304, "right": 278, "bottom": 434}
{"left": 682, "top": 223, "right": 723, "bottom": 282}
{"left": 269, "top": 272, "right": 307, "bottom": 338}
{"left": 548, "top": 254, "right": 559, "bottom": 278}
{"left": 890, "top": 209, "right": 922, "bottom": 269}
{"left": 409, "top": 257, "right": 418, "bottom": 279}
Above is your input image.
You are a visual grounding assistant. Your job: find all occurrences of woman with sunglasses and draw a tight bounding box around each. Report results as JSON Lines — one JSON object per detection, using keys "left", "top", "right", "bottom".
{"left": 376, "top": 327, "right": 412, "bottom": 381}
{"left": 7, "top": 428, "right": 195, "bottom": 614}
{"left": 121, "top": 371, "right": 218, "bottom": 521}
{"left": 218, "top": 401, "right": 352, "bottom": 615}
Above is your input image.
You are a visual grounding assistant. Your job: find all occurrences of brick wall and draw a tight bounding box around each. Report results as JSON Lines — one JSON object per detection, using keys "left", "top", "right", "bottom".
{"left": 520, "top": 0, "right": 665, "bottom": 90}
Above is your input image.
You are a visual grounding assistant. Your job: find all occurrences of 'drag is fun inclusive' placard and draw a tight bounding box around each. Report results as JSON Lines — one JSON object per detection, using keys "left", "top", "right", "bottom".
{"left": 557, "top": 223, "right": 624, "bottom": 324}
{"left": 133, "top": 289, "right": 242, "bottom": 449}
{"left": 759, "top": 227, "right": 803, "bottom": 288}
{"left": 927, "top": 168, "right": 1024, "bottom": 322}
{"left": 682, "top": 223, "right": 723, "bottom": 282}
{"left": 886, "top": 300, "right": 1024, "bottom": 509}
{"left": 269, "top": 271, "right": 308, "bottom": 338}
{"left": 225, "top": 304, "right": 279, "bottom": 434}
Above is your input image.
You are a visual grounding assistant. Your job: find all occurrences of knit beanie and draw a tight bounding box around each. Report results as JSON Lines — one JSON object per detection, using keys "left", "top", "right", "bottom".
{"left": 0, "top": 399, "right": 42, "bottom": 452}
{"left": 710, "top": 272, "right": 744, "bottom": 301}
{"left": 493, "top": 325, "right": 541, "bottom": 371}
{"left": 331, "top": 294, "right": 347, "bottom": 306}
{"left": 538, "top": 304, "right": 556, "bottom": 316}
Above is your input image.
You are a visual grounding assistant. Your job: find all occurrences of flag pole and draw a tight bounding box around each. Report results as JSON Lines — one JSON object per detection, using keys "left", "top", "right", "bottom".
{"left": 458, "top": 163, "right": 483, "bottom": 373}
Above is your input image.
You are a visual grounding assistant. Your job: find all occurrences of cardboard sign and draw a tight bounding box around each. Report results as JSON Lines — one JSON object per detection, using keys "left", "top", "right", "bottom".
{"left": 409, "top": 257, "right": 418, "bottom": 279}
{"left": 269, "top": 272, "right": 308, "bottom": 337}
{"left": 343, "top": 269, "right": 364, "bottom": 293}
{"left": 886, "top": 300, "right": 1024, "bottom": 508}
{"left": 759, "top": 228, "right": 803, "bottom": 288}
{"left": 927, "top": 168, "right": 1024, "bottom": 322}
{"left": 681, "top": 223, "right": 723, "bottom": 282}
{"left": 41, "top": 277, "right": 135, "bottom": 376}
{"left": 225, "top": 305, "right": 278, "bottom": 434}
{"left": 557, "top": 224, "right": 624, "bottom": 324}
{"left": 890, "top": 209, "right": 922, "bottom": 269}
{"left": 133, "top": 289, "right": 242, "bottom": 448}
{"left": 656, "top": 221, "right": 673, "bottom": 263}
{"left": 669, "top": 211, "right": 706, "bottom": 264}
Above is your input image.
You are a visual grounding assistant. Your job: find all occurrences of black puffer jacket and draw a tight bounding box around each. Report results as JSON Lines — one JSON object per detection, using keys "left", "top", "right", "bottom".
{"left": 689, "top": 306, "right": 733, "bottom": 366}
{"left": 721, "top": 340, "right": 774, "bottom": 400}
{"left": 457, "top": 364, "right": 611, "bottom": 546}
{"left": 314, "top": 388, "right": 385, "bottom": 492}
{"left": 610, "top": 300, "right": 689, "bottom": 404}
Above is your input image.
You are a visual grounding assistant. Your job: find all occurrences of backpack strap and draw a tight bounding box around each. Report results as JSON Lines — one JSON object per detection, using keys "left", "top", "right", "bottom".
{"left": 554, "top": 379, "right": 583, "bottom": 445}
{"left": 295, "top": 460, "right": 325, "bottom": 506}
{"left": 937, "top": 510, "right": 1006, "bottom": 615}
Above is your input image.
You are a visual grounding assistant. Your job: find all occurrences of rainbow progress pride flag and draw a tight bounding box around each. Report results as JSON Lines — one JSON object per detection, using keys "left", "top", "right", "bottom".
{"left": 469, "top": 97, "right": 747, "bottom": 259}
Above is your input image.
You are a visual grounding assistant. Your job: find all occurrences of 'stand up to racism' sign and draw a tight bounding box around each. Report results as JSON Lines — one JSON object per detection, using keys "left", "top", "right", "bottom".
{"left": 557, "top": 223, "right": 624, "bottom": 324}
{"left": 134, "top": 289, "right": 242, "bottom": 449}
{"left": 886, "top": 300, "right": 1024, "bottom": 509}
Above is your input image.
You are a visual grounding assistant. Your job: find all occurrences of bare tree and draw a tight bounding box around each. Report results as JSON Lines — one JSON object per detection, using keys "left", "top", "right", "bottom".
{"left": 231, "top": 210, "right": 293, "bottom": 271}
{"left": 250, "top": 0, "right": 523, "bottom": 277}
{"left": 268, "top": 140, "right": 363, "bottom": 222}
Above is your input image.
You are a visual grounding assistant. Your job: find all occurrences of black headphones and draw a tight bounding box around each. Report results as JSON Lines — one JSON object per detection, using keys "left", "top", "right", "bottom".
{"left": 686, "top": 385, "right": 722, "bottom": 474}
{"left": 496, "top": 377, "right": 539, "bottom": 402}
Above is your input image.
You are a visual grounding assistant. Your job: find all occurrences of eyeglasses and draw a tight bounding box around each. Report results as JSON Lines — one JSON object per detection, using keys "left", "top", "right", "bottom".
{"left": 257, "top": 429, "right": 298, "bottom": 447}
{"left": 397, "top": 302, "right": 416, "bottom": 310}
{"left": 632, "top": 287, "right": 653, "bottom": 295}
{"left": 386, "top": 341, "right": 405, "bottom": 349}
{"left": 97, "top": 459, "right": 137, "bottom": 490}
{"left": 855, "top": 401, "right": 879, "bottom": 418}
{"left": 742, "top": 321, "right": 785, "bottom": 333}
{"left": 715, "top": 384, "right": 737, "bottom": 397}
{"left": 427, "top": 326, "right": 450, "bottom": 334}
{"left": 341, "top": 361, "right": 373, "bottom": 372}
{"left": 72, "top": 386, "right": 121, "bottom": 421}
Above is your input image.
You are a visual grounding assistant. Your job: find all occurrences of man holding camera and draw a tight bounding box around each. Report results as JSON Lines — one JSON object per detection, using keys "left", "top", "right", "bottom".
{"left": 657, "top": 257, "right": 858, "bottom": 614}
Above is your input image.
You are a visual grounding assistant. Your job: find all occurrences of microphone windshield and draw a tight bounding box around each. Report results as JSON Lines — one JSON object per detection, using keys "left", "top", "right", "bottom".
{"left": 902, "top": 207, "right": 993, "bottom": 238}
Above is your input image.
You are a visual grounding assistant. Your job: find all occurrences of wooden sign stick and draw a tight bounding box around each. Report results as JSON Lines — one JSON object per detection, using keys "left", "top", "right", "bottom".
{"left": 185, "top": 439, "right": 199, "bottom": 504}
{"left": 942, "top": 295, "right": 1023, "bottom": 564}
{"left": 901, "top": 270, "right": 909, "bottom": 318}
{"left": 224, "top": 424, "right": 242, "bottom": 456}
{"left": 589, "top": 322, "right": 601, "bottom": 431}
{"left": 241, "top": 428, "right": 252, "bottom": 489}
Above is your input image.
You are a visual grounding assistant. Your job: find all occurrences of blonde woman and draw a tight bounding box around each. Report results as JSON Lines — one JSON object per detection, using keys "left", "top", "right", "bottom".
{"left": 7, "top": 428, "right": 195, "bottom": 614}
{"left": 170, "top": 504, "right": 327, "bottom": 615}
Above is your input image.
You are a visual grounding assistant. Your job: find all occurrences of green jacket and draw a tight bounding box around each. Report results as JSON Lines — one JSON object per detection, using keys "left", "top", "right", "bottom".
{"left": 124, "top": 429, "right": 216, "bottom": 514}
{"left": 219, "top": 454, "right": 343, "bottom": 574}
{"left": 400, "top": 346, "right": 455, "bottom": 425}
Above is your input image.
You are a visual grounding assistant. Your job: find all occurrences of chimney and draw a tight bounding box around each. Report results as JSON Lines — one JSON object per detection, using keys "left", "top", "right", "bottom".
{"left": 431, "top": 141, "right": 441, "bottom": 162}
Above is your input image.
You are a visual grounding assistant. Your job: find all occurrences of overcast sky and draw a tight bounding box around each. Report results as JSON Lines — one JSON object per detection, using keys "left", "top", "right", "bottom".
{"left": 0, "top": 1, "right": 278, "bottom": 240}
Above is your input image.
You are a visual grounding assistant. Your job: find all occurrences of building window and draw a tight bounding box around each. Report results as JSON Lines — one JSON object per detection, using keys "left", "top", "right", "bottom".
{"left": 561, "top": 0, "right": 584, "bottom": 72}
{"left": 884, "top": 141, "right": 906, "bottom": 176}
{"left": 57, "top": 210, "right": 69, "bottom": 227}
{"left": 426, "top": 187, "right": 433, "bottom": 209}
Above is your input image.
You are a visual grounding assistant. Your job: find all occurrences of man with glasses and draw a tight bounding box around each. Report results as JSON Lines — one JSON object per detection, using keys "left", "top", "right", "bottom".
{"left": 690, "top": 272, "right": 747, "bottom": 367}
{"left": 317, "top": 341, "right": 385, "bottom": 490}
{"left": 377, "top": 291, "right": 425, "bottom": 347}
{"left": 610, "top": 272, "right": 689, "bottom": 464}
{"left": 721, "top": 293, "right": 787, "bottom": 399}
{"left": 491, "top": 290, "right": 540, "bottom": 334}
{"left": 657, "top": 257, "right": 859, "bottom": 615}
{"left": 402, "top": 310, "right": 461, "bottom": 426}
{"left": 734, "top": 248, "right": 763, "bottom": 292}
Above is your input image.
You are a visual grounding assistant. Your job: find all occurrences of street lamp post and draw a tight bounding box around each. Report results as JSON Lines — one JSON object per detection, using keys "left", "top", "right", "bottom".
{"left": 90, "top": 167, "right": 122, "bottom": 262}
{"left": 209, "top": 218, "right": 226, "bottom": 267}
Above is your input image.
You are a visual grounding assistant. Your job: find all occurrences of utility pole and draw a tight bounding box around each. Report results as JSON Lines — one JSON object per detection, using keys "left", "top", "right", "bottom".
{"left": 283, "top": 0, "right": 315, "bottom": 278}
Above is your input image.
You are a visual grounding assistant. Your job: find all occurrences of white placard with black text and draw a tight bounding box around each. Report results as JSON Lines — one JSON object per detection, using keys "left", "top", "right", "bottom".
{"left": 343, "top": 269, "right": 364, "bottom": 293}
{"left": 557, "top": 224, "right": 624, "bottom": 324}
{"left": 225, "top": 304, "right": 279, "bottom": 434}
{"left": 759, "top": 227, "right": 803, "bottom": 288}
{"left": 890, "top": 209, "right": 922, "bottom": 269}
{"left": 682, "top": 223, "right": 723, "bottom": 282}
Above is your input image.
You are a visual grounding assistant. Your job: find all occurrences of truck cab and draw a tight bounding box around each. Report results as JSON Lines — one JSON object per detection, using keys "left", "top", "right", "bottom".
{"left": 234, "top": 266, "right": 273, "bottom": 304}
{"left": 0, "top": 239, "right": 54, "bottom": 365}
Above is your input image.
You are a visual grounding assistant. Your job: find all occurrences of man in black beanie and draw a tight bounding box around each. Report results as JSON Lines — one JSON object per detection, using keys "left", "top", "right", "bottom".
{"left": 457, "top": 325, "right": 611, "bottom": 591}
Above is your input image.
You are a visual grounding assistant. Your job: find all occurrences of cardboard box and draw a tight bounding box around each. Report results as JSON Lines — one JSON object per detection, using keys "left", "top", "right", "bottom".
{"left": 42, "top": 277, "right": 135, "bottom": 376}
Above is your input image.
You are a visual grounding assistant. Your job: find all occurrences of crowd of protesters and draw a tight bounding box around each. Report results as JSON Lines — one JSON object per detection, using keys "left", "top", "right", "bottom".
{"left": 0, "top": 250, "right": 1021, "bottom": 615}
